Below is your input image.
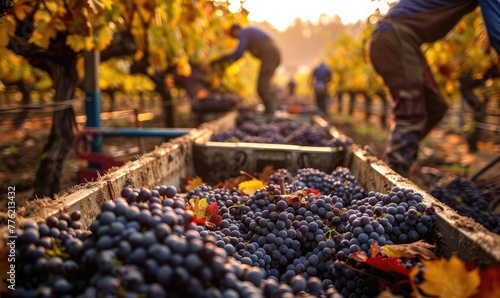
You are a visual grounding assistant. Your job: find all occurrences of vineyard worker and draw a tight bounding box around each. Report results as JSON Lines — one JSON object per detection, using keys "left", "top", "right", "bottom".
{"left": 310, "top": 59, "right": 332, "bottom": 114}
{"left": 287, "top": 76, "right": 297, "bottom": 97}
{"left": 369, "top": 0, "right": 500, "bottom": 177}
{"left": 211, "top": 23, "right": 281, "bottom": 115}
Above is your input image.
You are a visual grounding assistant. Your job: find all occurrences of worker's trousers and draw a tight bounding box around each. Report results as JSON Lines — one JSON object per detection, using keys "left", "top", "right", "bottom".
{"left": 370, "top": 29, "right": 448, "bottom": 177}
{"left": 257, "top": 43, "right": 281, "bottom": 115}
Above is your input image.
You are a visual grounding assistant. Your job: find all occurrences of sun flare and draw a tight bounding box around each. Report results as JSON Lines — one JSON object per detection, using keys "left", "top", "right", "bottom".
{"left": 240, "top": 0, "right": 391, "bottom": 31}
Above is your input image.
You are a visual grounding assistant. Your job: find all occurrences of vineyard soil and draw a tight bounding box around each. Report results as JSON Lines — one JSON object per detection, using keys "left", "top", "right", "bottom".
{"left": 327, "top": 112, "right": 500, "bottom": 193}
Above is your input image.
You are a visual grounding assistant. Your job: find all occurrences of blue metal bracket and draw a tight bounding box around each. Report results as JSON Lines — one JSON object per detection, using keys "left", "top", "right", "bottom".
{"left": 84, "top": 127, "right": 192, "bottom": 138}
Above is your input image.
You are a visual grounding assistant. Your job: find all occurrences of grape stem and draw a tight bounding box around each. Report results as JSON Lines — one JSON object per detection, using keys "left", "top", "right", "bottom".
{"left": 323, "top": 228, "right": 341, "bottom": 239}
{"left": 239, "top": 170, "right": 257, "bottom": 180}
{"left": 227, "top": 202, "right": 242, "bottom": 212}
{"left": 474, "top": 173, "right": 500, "bottom": 189}
{"left": 278, "top": 177, "right": 287, "bottom": 195}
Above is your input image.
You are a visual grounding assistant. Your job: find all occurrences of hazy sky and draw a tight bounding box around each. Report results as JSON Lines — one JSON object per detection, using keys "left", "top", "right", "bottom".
{"left": 238, "top": 0, "right": 391, "bottom": 30}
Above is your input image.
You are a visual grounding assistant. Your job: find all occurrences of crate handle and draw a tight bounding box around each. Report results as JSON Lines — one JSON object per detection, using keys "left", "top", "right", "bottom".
{"left": 234, "top": 151, "right": 247, "bottom": 167}
{"left": 299, "top": 153, "right": 311, "bottom": 168}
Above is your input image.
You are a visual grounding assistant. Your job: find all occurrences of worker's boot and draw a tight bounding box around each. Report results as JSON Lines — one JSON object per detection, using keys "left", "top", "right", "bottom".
{"left": 385, "top": 131, "right": 419, "bottom": 178}
{"left": 261, "top": 93, "right": 276, "bottom": 116}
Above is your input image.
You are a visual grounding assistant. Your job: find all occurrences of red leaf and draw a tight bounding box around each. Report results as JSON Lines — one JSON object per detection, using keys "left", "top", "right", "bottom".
{"left": 438, "top": 65, "right": 452, "bottom": 78}
{"left": 205, "top": 202, "right": 220, "bottom": 219}
{"left": 192, "top": 215, "right": 207, "bottom": 226}
{"left": 471, "top": 265, "right": 500, "bottom": 298}
{"left": 370, "top": 242, "right": 381, "bottom": 256}
{"left": 353, "top": 250, "right": 411, "bottom": 276}
{"left": 307, "top": 188, "right": 321, "bottom": 197}
{"left": 210, "top": 214, "right": 222, "bottom": 226}
{"left": 367, "top": 255, "right": 411, "bottom": 276}
{"left": 465, "top": 261, "right": 477, "bottom": 272}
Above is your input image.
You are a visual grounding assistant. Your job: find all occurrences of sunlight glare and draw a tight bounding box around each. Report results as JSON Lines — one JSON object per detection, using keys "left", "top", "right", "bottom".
{"left": 228, "top": 1, "right": 241, "bottom": 13}
{"left": 241, "top": 0, "right": 392, "bottom": 31}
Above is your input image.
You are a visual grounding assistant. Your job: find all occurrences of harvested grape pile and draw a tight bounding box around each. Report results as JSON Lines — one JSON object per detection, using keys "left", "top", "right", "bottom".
{"left": 8, "top": 167, "right": 436, "bottom": 298}
{"left": 191, "top": 93, "right": 239, "bottom": 113}
{"left": 430, "top": 177, "right": 500, "bottom": 234}
{"left": 210, "top": 117, "right": 353, "bottom": 148}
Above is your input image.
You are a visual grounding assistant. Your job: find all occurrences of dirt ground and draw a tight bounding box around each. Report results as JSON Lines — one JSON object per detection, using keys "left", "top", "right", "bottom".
{"left": 327, "top": 110, "right": 500, "bottom": 193}
{"left": 0, "top": 101, "right": 498, "bottom": 214}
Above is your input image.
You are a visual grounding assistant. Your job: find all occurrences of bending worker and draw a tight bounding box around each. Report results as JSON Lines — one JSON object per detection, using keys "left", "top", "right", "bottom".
{"left": 211, "top": 23, "right": 281, "bottom": 115}
{"left": 369, "top": 0, "right": 500, "bottom": 177}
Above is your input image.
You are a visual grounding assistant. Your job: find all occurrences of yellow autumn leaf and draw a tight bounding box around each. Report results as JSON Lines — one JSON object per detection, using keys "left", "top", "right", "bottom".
{"left": 133, "top": 49, "right": 144, "bottom": 61}
{"left": 84, "top": 36, "right": 94, "bottom": 51}
{"left": 164, "top": 74, "right": 175, "bottom": 87}
{"left": 211, "top": 74, "right": 221, "bottom": 88}
{"left": 101, "top": 0, "right": 114, "bottom": 10}
{"left": 226, "top": 63, "right": 240, "bottom": 76}
{"left": 146, "top": 65, "right": 156, "bottom": 76}
{"left": 87, "top": 0, "right": 106, "bottom": 14}
{"left": 418, "top": 255, "right": 480, "bottom": 298}
{"left": 195, "top": 198, "right": 208, "bottom": 219}
{"left": 12, "top": 1, "right": 31, "bottom": 20}
{"left": 238, "top": 179, "right": 265, "bottom": 195}
{"left": 177, "top": 55, "right": 191, "bottom": 77}
{"left": 0, "top": 20, "right": 15, "bottom": 47}
{"left": 94, "top": 27, "right": 113, "bottom": 50}
{"left": 66, "top": 34, "right": 89, "bottom": 52}
{"left": 185, "top": 176, "right": 204, "bottom": 191}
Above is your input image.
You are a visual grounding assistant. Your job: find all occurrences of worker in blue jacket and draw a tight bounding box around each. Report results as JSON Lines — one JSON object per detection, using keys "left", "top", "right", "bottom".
{"left": 211, "top": 24, "right": 281, "bottom": 115}
{"left": 310, "top": 60, "right": 333, "bottom": 114}
{"left": 369, "top": 0, "right": 500, "bottom": 177}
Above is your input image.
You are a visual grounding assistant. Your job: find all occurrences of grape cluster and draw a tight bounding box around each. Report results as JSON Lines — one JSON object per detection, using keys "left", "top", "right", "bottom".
{"left": 9, "top": 186, "right": 265, "bottom": 297}
{"left": 7, "top": 167, "right": 437, "bottom": 298}
{"left": 210, "top": 118, "right": 353, "bottom": 148}
{"left": 430, "top": 177, "right": 500, "bottom": 234}
{"left": 270, "top": 167, "right": 365, "bottom": 206}
{"left": 268, "top": 168, "right": 294, "bottom": 186}
{"left": 186, "top": 167, "right": 435, "bottom": 297}
{"left": 293, "top": 168, "right": 337, "bottom": 195}
{"left": 10, "top": 211, "right": 87, "bottom": 297}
